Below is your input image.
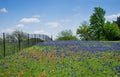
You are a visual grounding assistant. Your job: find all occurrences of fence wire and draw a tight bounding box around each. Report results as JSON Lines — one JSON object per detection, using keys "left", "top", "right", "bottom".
{"left": 0, "top": 33, "right": 52, "bottom": 58}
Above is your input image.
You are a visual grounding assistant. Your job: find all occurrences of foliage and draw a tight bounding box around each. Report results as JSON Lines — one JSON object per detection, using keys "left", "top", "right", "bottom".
{"left": 28, "top": 38, "right": 44, "bottom": 46}
{"left": 56, "top": 30, "right": 77, "bottom": 40}
{"left": 6, "top": 30, "right": 28, "bottom": 42}
{"left": 76, "top": 21, "right": 92, "bottom": 40}
{"left": 114, "top": 16, "right": 120, "bottom": 29}
{"left": 77, "top": 7, "right": 120, "bottom": 41}
{"left": 103, "top": 22, "right": 120, "bottom": 40}
{"left": 89, "top": 7, "right": 106, "bottom": 40}
{"left": 29, "top": 38, "right": 44, "bottom": 42}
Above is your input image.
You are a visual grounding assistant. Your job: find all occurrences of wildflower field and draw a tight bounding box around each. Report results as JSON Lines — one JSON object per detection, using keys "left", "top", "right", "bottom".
{"left": 0, "top": 41, "right": 120, "bottom": 77}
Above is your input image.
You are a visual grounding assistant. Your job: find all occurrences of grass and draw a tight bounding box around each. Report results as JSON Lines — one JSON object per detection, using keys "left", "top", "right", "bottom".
{"left": 0, "top": 46, "right": 120, "bottom": 77}
{"left": 0, "top": 42, "right": 29, "bottom": 58}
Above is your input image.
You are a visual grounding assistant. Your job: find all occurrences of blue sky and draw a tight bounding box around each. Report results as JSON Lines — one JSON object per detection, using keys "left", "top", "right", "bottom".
{"left": 0, "top": 0, "right": 120, "bottom": 39}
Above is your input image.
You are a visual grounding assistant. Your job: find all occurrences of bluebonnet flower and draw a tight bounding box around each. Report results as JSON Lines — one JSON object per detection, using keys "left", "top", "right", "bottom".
{"left": 37, "top": 40, "right": 120, "bottom": 52}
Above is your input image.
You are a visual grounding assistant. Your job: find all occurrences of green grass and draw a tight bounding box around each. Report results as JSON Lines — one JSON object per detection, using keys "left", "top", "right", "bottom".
{"left": 0, "top": 46, "right": 120, "bottom": 77}
{"left": 0, "top": 42, "right": 29, "bottom": 58}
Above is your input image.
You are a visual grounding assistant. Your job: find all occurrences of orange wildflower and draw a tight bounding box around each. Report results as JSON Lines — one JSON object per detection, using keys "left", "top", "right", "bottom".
{"left": 38, "top": 74, "right": 41, "bottom": 77}
{"left": 51, "top": 55, "right": 55, "bottom": 60}
{"left": 61, "top": 53, "right": 65, "bottom": 58}
{"left": 47, "top": 53, "right": 51, "bottom": 58}
{"left": 41, "top": 71, "right": 46, "bottom": 77}
{"left": 20, "top": 70, "right": 24, "bottom": 75}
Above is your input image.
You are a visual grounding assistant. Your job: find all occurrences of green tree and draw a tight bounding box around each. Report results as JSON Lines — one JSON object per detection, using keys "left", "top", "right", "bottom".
{"left": 12, "top": 30, "right": 28, "bottom": 40}
{"left": 114, "top": 16, "right": 120, "bottom": 29}
{"left": 90, "top": 7, "right": 106, "bottom": 40}
{"left": 56, "top": 30, "right": 77, "bottom": 40}
{"left": 6, "top": 30, "right": 28, "bottom": 42}
{"left": 104, "top": 22, "right": 120, "bottom": 40}
{"left": 76, "top": 21, "right": 92, "bottom": 40}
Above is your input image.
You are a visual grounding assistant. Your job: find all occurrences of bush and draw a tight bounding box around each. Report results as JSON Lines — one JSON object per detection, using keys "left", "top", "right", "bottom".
{"left": 56, "top": 30, "right": 77, "bottom": 40}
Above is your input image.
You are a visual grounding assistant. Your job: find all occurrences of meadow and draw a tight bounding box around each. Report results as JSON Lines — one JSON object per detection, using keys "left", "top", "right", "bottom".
{"left": 0, "top": 41, "right": 120, "bottom": 77}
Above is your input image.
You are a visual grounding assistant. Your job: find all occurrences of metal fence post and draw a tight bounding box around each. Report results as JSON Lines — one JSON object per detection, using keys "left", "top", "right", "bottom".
{"left": 28, "top": 34, "right": 29, "bottom": 47}
{"left": 18, "top": 34, "right": 21, "bottom": 51}
{"left": 3, "top": 33, "right": 5, "bottom": 57}
{"left": 51, "top": 35, "right": 53, "bottom": 41}
{"left": 36, "top": 34, "right": 37, "bottom": 44}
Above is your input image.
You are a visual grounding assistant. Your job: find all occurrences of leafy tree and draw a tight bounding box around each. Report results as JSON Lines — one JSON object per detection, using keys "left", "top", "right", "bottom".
{"left": 56, "top": 30, "right": 77, "bottom": 40}
{"left": 103, "top": 22, "right": 120, "bottom": 40}
{"left": 90, "top": 7, "right": 106, "bottom": 40}
{"left": 6, "top": 34, "right": 15, "bottom": 42}
{"left": 6, "top": 30, "right": 28, "bottom": 42}
{"left": 12, "top": 30, "right": 28, "bottom": 40}
{"left": 114, "top": 16, "right": 120, "bottom": 29}
{"left": 76, "top": 21, "right": 92, "bottom": 40}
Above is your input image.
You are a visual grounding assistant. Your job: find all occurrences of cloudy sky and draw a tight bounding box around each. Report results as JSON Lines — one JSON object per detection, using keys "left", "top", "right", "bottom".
{"left": 0, "top": 0, "right": 120, "bottom": 39}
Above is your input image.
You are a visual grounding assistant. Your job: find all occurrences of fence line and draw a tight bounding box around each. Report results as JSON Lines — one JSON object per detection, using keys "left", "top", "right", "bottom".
{"left": 0, "top": 33, "right": 52, "bottom": 58}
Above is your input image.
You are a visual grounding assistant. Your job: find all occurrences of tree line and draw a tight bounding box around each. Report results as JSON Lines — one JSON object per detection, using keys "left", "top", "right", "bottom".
{"left": 0, "top": 30, "right": 44, "bottom": 44}
{"left": 57, "top": 7, "right": 120, "bottom": 41}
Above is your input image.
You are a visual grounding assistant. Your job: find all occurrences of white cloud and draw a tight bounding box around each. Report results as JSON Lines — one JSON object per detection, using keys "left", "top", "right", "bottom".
{"left": 45, "top": 22, "right": 60, "bottom": 28}
{"left": 0, "top": 8, "right": 8, "bottom": 13}
{"left": 33, "top": 30, "right": 49, "bottom": 35}
{"left": 105, "top": 13, "right": 120, "bottom": 20}
{"left": 1, "top": 28, "right": 15, "bottom": 33}
{"left": 20, "top": 17, "right": 40, "bottom": 24}
{"left": 16, "top": 24, "right": 24, "bottom": 28}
